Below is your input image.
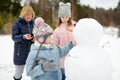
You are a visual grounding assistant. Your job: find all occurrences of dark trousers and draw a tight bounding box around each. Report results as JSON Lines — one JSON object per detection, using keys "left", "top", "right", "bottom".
{"left": 61, "top": 68, "right": 65, "bottom": 80}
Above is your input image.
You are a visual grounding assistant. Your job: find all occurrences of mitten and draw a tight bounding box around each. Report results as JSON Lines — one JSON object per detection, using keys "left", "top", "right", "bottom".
{"left": 37, "top": 58, "right": 46, "bottom": 64}
{"left": 42, "top": 60, "right": 58, "bottom": 71}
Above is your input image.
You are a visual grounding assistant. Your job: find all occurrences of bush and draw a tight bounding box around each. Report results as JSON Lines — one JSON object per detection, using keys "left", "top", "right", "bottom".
{"left": 0, "top": 13, "right": 16, "bottom": 34}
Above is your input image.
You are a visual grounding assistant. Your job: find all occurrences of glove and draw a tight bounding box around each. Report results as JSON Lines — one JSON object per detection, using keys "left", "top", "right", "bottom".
{"left": 37, "top": 58, "right": 46, "bottom": 64}
{"left": 42, "top": 60, "right": 58, "bottom": 71}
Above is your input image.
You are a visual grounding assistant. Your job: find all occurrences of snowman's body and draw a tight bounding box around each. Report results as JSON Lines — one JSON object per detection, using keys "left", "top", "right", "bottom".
{"left": 64, "top": 18, "right": 113, "bottom": 80}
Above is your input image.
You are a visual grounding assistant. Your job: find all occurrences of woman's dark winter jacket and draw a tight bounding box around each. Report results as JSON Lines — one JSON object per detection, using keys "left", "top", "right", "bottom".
{"left": 12, "top": 17, "right": 34, "bottom": 65}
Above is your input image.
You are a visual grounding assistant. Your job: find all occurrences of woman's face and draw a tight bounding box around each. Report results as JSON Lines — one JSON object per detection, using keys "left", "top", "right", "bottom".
{"left": 60, "top": 16, "right": 70, "bottom": 23}
{"left": 24, "top": 11, "right": 33, "bottom": 22}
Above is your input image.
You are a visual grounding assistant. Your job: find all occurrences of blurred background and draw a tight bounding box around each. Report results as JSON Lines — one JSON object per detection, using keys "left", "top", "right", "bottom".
{"left": 0, "top": 1, "right": 120, "bottom": 79}
{"left": 0, "top": 0, "right": 120, "bottom": 35}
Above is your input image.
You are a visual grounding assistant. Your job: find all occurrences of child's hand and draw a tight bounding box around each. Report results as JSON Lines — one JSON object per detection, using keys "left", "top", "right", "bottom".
{"left": 42, "top": 60, "right": 58, "bottom": 71}
{"left": 72, "top": 41, "right": 76, "bottom": 46}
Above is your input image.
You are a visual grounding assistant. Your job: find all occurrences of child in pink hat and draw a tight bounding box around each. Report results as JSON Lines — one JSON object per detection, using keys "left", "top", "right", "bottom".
{"left": 26, "top": 17, "right": 74, "bottom": 80}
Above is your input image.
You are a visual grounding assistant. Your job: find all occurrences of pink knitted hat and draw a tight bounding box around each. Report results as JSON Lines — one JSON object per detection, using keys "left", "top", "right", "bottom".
{"left": 33, "top": 17, "right": 53, "bottom": 43}
{"left": 35, "top": 17, "right": 44, "bottom": 25}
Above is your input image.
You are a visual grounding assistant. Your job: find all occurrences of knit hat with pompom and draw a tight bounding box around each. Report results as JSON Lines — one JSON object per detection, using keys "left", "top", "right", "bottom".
{"left": 33, "top": 17, "right": 53, "bottom": 44}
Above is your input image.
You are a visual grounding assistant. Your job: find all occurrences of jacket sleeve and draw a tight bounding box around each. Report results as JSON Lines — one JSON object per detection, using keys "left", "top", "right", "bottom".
{"left": 12, "top": 21, "right": 26, "bottom": 42}
{"left": 59, "top": 41, "right": 73, "bottom": 58}
{"left": 26, "top": 45, "right": 45, "bottom": 78}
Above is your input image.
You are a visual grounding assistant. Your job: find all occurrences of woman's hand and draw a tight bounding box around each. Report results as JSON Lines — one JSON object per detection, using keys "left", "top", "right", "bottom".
{"left": 31, "top": 38, "right": 35, "bottom": 42}
{"left": 24, "top": 34, "right": 33, "bottom": 40}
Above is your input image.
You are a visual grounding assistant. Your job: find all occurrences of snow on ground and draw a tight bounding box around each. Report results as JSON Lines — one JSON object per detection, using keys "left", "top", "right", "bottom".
{"left": 99, "top": 27, "right": 119, "bottom": 48}
{"left": 0, "top": 35, "right": 30, "bottom": 80}
{"left": 0, "top": 26, "right": 119, "bottom": 80}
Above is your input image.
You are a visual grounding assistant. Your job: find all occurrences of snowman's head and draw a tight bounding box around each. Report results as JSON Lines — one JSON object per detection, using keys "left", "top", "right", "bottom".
{"left": 73, "top": 18, "right": 103, "bottom": 46}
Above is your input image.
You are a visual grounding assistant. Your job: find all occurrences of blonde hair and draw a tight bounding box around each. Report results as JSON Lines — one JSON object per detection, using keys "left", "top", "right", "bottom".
{"left": 20, "top": 5, "right": 35, "bottom": 18}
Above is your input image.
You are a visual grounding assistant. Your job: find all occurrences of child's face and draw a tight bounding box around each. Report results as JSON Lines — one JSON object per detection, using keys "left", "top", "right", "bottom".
{"left": 24, "top": 11, "right": 33, "bottom": 22}
{"left": 60, "top": 16, "right": 70, "bottom": 23}
{"left": 44, "top": 35, "right": 52, "bottom": 44}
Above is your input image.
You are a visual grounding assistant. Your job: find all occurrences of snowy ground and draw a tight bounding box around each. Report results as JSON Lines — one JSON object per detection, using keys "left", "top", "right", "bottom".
{"left": 0, "top": 35, "right": 31, "bottom": 80}
{"left": 0, "top": 26, "right": 119, "bottom": 80}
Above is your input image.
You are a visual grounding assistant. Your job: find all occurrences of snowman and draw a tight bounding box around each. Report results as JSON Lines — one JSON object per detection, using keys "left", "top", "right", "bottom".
{"left": 64, "top": 18, "right": 113, "bottom": 80}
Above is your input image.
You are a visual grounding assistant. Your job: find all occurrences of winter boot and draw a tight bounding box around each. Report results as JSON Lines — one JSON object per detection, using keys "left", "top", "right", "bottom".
{"left": 13, "top": 76, "right": 22, "bottom": 80}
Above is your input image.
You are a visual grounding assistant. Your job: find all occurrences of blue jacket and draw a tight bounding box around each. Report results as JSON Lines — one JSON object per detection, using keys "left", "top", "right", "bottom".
{"left": 12, "top": 17, "right": 34, "bottom": 65}
{"left": 26, "top": 42, "right": 73, "bottom": 80}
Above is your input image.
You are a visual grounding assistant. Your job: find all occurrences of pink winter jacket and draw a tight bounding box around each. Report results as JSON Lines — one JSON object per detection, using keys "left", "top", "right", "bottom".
{"left": 53, "top": 22, "right": 76, "bottom": 68}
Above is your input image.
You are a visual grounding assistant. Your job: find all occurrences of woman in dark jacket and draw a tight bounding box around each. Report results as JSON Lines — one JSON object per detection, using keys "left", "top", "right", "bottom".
{"left": 12, "top": 5, "right": 35, "bottom": 80}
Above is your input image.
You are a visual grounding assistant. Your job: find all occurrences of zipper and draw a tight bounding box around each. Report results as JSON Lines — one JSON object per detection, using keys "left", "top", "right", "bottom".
{"left": 28, "top": 23, "right": 32, "bottom": 51}
{"left": 28, "top": 23, "right": 32, "bottom": 35}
